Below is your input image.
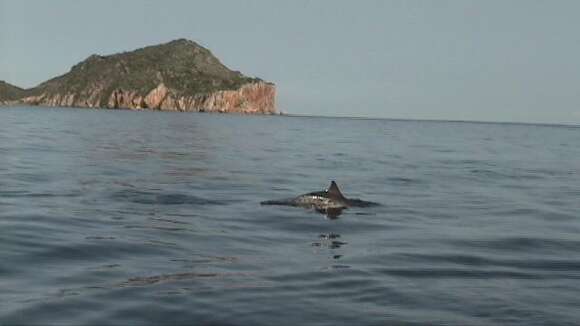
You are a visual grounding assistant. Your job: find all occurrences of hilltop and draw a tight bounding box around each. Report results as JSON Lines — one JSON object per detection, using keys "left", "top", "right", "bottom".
{"left": 0, "top": 81, "right": 26, "bottom": 102}
{"left": 2, "top": 39, "right": 276, "bottom": 114}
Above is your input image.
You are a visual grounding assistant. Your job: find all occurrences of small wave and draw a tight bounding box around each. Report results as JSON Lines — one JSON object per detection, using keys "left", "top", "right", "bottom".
{"left": 119, "top": 272, "right": 219, "bottom": 287}
{"left": 385, "top": 176, "right": 423, "bottom": 185}
{"left": 170, "top": 255, "right": 238, "bottom": 265}
{"left": 439, "top": 159, "right": 498, "bottom": 168}
{"left": 468, "top": 168, "right": 507, "bottom": 178}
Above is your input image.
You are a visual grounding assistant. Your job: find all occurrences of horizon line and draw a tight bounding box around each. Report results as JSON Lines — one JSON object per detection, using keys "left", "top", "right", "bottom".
{"left": 2, "top": 104, "right": 577, "bottom": 128}
{"left": 282, "top": 113, "right": 580, "bottom": 128}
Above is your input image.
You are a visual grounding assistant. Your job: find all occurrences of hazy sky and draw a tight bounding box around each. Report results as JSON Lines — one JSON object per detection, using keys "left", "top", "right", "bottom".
{"left": 1, "top": 0, "right": 579, "bottom": 124}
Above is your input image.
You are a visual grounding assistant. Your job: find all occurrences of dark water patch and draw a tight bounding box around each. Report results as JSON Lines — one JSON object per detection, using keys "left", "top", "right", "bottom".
{"left": 468, "top": 168, "right": 510, "bottom": 179}
{"left": 487, "top": 207, "right": 541, "bottom": 217}
{"left": 122, "top": 223, "right": 190, "bottom": 232}
{"left": 267, "top": 268, "right": 374, "bottom": 286}
{"left": 385, "top": 176, "right": 424, "bottom": 185}
{"left": 23, "top": 192, "right": 83, "bottom": 198}
{"left": 312, "top": 277, "right": 378, "bottom": 293}
{"left": 85, "top": 236, "right": 116, "bottom": 240}
{"left": 111, "top": 188, "right": 222, "bottom": 206}
{"left": 118, "top": 272, "right": 222, "bottom": 287}
{"left": 374, "top": 268, "right": 541, "bottom": 279}
{"left": 5, "top": 238, "right": 176, "bottom": 268}
{"left": 0, "top": 190, "right": 31, "bottom": 197}
{"left": 90, "top": 264, "right": 122, "bottom": 270}
{"left": 351, "top": 286, "right": 419, "bottom": 307}
{"left": 170, "top": 255, "right": 239, "bottom": 265}
{"left": 0, "top": 190, "right": 82, "bottom": 200}
{"left": 393, "top": 253, "right": 580, "bottom": 273}
{"left": 449, "top": 237, "right": 580, "bottom": 253}
{"left": 439, "top": 159, "right": 499, "bottom": 168}
{"left": 520, "top": 167, "right": 578, "bottom": 178}
{"left": 149, "top": 217, "right": 191, "bottom": 225}
{"left": 143, "top": 239, "right": 179, "bottom": 247}
{"left": 12, "top": 172, "right": 55, "bottom": 183}
{"left": 489, "top": 206, "right": 580, "bottom": 224}
{"left": 354, "top": 211, "right": 380, "bottom": 216}
{"left": 326, "top": 264, "right": 351, "bottom": 270}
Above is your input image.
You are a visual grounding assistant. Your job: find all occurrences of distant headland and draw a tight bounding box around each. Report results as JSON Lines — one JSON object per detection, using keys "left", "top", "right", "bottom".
{"left": 0, "top": 39, "right": 276, "bottom": 114}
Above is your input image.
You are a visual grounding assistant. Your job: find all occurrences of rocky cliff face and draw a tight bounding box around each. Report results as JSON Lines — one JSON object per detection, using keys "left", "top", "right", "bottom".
{"left": 2, "top": 39, "right": 277, "bottom": 114}
{"left": 19, "top": 81, "right": 275, "bottom": 113}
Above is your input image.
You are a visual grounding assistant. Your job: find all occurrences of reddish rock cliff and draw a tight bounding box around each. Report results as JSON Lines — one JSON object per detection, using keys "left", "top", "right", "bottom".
{"left": 19, "top": 82, "right": 276, "bottom": 114}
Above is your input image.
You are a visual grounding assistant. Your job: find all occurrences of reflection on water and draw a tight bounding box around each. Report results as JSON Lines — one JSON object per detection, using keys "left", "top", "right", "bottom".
{"left": 313, "top": 233, "right": 347, "bottom": 250}
{"left": 1, "top": 108, "right": 580, "bottom": 326}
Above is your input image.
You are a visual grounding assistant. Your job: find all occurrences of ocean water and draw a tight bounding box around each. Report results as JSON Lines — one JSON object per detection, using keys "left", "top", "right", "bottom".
{"left": 1, "top": 106, "right": 579, "bottom": 326}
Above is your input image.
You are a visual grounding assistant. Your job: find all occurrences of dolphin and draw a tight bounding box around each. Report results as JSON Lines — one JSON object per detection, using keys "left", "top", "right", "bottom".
{"left": 260, "top": 181, "right": 378, "bottom": 217}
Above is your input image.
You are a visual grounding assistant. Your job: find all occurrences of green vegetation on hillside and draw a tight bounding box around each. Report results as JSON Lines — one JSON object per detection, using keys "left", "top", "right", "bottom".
{"left": 0, "top": 81, "right": 26, "bottom": 101}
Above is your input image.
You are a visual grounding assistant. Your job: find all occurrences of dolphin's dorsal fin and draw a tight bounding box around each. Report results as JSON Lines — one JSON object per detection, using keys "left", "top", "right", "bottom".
{"left": 327, "top": 181, "right": 346, "bottom": 200}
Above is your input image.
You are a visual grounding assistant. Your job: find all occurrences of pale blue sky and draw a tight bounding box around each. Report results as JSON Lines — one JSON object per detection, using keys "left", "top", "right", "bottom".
{"left": 1, "top": 0, "right": 579, "bottom": 124}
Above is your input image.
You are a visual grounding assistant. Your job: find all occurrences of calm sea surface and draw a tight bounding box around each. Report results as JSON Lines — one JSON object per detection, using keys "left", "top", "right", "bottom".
{"left": 1, "top": 107, "right": 579, "bottom": 326}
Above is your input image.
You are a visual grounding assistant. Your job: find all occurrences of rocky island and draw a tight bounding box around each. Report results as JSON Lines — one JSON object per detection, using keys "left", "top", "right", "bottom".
{"left": 0, "top": 39, "right": 276, "bottom": 114}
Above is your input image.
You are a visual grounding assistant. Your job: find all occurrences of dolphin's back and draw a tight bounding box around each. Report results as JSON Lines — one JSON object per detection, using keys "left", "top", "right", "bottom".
{"left": 293, "top": 193, "right": 347, "bottom": 210}
{"left": 260, "top": 181, "right": 378, "bottom": 212}
{"left": 260, "top": 190, "right": 347, "bottom": 210}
